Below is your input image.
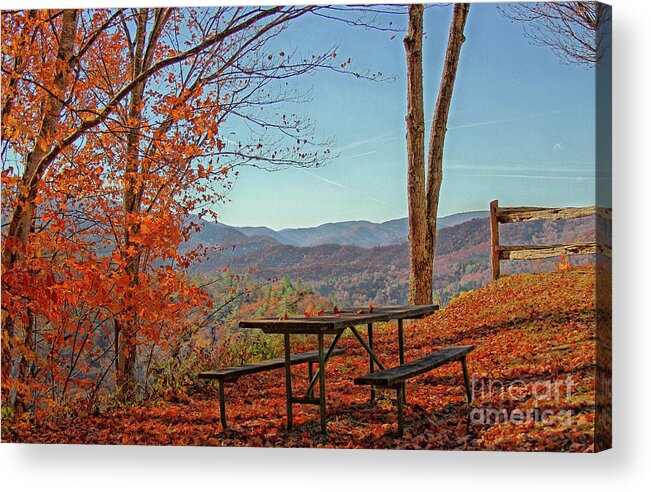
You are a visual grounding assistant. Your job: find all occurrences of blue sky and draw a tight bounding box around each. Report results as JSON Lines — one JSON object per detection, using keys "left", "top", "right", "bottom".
{"left": 214, "top": 3, "right": 600, "bottom": 230}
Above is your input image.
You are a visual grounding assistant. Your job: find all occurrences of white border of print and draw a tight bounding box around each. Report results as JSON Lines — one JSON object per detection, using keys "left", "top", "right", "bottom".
{"left": 1, "top": 1, "right": 649, "bottom": 492}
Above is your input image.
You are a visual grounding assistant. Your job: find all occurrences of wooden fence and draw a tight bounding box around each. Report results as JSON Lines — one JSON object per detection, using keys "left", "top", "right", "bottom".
{"left": 490, "top": 200, "right": 612, "bottom": 280}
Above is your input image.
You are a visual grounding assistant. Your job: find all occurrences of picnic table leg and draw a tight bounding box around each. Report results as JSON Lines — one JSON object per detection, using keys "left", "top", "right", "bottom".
{"left": 284, "top": 332, "right": 293, "bottom": 430}
{"left": 368, "top": 323, "right": 375, "bottom": 401}
{"left": 218, "top": 379, "right": 228, "bottom": 430}
{"left": 349, "top": 326, "right": 386, "bottom": 370}
{"left": 398, "top": 319, "right": 406, "bottom": 403}
{"left": 461, "top": 356, "right": 472, "bottom": 403}
{"left": 306, "top": 330, "right": 343, "bottom": 396}
{"left": 398, "top": 319, "right": 405, "bottom": 364}
{"left": 396, "top": 383, "right": 405, "bottom": 437}
{"left": 318, "top": 332, "right": 327, "bottom": 433}
{"left": 307, "top": 362, "right": 314, "bottom": 398}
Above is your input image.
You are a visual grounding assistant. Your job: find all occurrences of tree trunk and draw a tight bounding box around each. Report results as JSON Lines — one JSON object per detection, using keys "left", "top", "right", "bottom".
{"left": 404, "top": 4, "right": 430, "bottom": 305}
{"left": 1, "top": 9, "right": 79, "bottom": 269}
{"left": 404, "top": 3, "right": 469, "bottom": 306}
{"left": 115, "top": 9, "right": 169, "bottom": 399}
{"left": 115, "top": 9, "right": 148, "bottom": 399}
{"left": 425, "top": 3, "right": 470, "bottom": 291}
{"left": 1, "top": 9, "right": 79, "bottom": 410}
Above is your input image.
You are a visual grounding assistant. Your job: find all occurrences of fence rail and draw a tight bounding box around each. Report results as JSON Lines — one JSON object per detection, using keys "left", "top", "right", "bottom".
{"left": 490, "top": 200, "right": 612, "bottom": 280}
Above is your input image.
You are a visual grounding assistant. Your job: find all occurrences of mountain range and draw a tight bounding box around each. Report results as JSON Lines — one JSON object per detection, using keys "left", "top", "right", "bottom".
{"left": 191, "top": 210, "right": 487, "bottom": 249}
{"left": 186, "top": 211, "right": 602, "bottom": 306}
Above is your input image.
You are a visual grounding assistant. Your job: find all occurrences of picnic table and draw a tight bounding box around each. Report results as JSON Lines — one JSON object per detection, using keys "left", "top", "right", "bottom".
{"left": 239, "top": 304, "right": 438, "bottom": 433}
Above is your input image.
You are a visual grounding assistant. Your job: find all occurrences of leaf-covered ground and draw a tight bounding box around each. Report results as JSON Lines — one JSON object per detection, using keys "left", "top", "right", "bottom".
{"left": 6, "top": 270, "right": 602, "bottom": 451}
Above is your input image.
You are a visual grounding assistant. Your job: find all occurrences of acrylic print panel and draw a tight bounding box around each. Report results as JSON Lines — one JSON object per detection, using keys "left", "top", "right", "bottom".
{"left": 1, "top": 2, "right": 611, "bottom": 451}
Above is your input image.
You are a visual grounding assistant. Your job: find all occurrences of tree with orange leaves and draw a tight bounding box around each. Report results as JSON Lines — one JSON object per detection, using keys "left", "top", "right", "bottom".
{"left": 1, "top": 6, "right": 344, "bottom": 414}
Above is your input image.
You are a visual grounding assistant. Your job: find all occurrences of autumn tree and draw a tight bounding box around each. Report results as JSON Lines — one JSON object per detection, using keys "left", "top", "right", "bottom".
{"left": 1, "top": 6, "right": 344, "bottom": 412}
{"left": 95, "top": 7, "right": 341, "bottom": 397}
{"left": 404, "top": 3, "right": 470, "bottom": 305}
{"left": 1, "top": 9, "right": 114, "bottom": 412}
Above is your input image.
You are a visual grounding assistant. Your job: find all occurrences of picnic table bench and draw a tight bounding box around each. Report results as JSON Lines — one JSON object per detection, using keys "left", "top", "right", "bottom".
{"left": 208, "top": 305, "right": 476, "bottom": 437}
{"left": 355, "top": 345, "right": 475, "bottom": 435}
{"left": 198, "top": 348, "right": 344, "bottom": 429}
{"left": 238, "top": 305, "right": 439, "bottom": 433}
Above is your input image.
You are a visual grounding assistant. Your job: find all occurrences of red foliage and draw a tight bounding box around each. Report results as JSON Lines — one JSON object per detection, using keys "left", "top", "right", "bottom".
{"left": 5, "top": 270, "right": 603, "bottom": 451}
{"left": 2, "top": 6, "right": 338, "bottom": 413}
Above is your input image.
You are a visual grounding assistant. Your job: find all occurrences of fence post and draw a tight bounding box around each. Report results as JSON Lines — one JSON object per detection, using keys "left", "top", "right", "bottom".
{"left": 490, "top": 200, "right": 500, "bottom": 280}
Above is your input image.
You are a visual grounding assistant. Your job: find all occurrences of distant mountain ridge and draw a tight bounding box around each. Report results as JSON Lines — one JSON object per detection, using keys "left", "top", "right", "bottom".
{"left": 186, "top": 213, "right": 601, "bottom": 306}
{"left": 211, "top": 210, "right": 487, "bottom": 248}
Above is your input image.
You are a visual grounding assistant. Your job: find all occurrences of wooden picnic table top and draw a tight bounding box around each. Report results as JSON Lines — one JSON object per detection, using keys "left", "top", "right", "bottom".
{"left": 238, "top": 304, "right": 438, "bottom": 334}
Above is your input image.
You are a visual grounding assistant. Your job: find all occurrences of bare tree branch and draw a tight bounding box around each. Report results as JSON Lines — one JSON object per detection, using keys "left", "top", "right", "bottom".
{"left": 499, "top": 2, "right": 611, "bottom": 66}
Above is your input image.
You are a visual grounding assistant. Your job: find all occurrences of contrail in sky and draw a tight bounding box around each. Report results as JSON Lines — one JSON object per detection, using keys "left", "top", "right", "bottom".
{"left": 346, "top": 150, "right": 377, "bottom": 160}
{"left": 447, "top": 163, "right": 594, "bottom": 174}
{"left": 335, "top": 132, "right": 398, "bottom": 153}
{"left": 452, "top": 172, "right": 595, "bottom": 181}
{"left": 448, "top": 109, "right": 568, "bottom": 130}
{"left": 297, "top": 168, "right": 404, "bottom": 213}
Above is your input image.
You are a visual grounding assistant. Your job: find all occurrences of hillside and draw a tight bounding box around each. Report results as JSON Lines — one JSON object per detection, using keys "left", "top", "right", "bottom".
{"left": 8, "top": 269, "right": 603, "bottom": 451}
{"left": 189, "top": 215, "right": 602, "bottom": 305}
{"left": 217, "top": 211, "right": 487, "bottom": 248}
